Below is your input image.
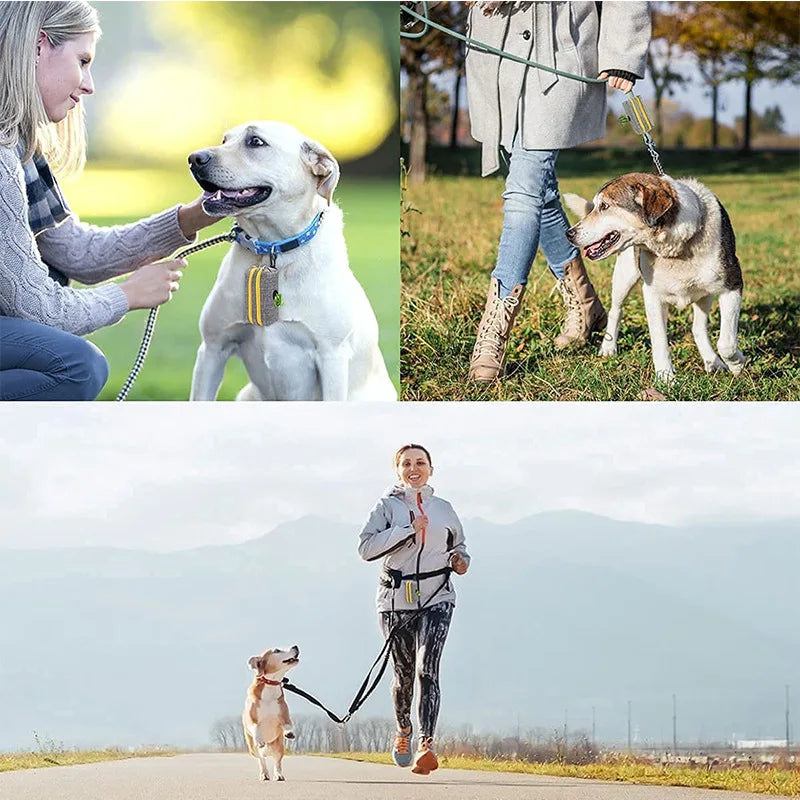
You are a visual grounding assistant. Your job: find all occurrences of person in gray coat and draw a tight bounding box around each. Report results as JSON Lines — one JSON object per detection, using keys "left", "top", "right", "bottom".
{"left": 466, "top": 1, "right": 651, "bottom": 382}
{"left": 359, "top": 444, "right": 469, "bottom": 775}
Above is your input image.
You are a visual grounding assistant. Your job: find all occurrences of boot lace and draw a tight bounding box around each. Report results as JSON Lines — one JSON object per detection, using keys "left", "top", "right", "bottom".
{"left": 557, "top": 279, "right": 585, "bottom": 339}
{"left": 473, "top": 294, "right": 520, "bottom": 360}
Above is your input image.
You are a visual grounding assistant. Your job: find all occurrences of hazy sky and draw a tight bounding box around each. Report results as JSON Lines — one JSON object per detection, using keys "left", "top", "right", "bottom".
{"left": 1, "top": 403, "right": 796, "bottom": 551}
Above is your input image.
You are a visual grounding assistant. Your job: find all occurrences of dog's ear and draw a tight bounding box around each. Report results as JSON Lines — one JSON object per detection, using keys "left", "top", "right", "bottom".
{"left": 562, "top": 192, "right": 594, "bottom": 219}
{"left": 634, "top": 183, "right": 676, "bottom": 227}
{"left": 301, "top": 139, "right": 340, "bottom": 204}
{"left": 247, "top": 656, "right": 261, "bottom": 671}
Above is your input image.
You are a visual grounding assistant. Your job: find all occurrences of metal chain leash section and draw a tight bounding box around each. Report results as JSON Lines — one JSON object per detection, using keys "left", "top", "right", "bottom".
{"left": 643, "top": 133, "right": 665, "bottom": 176}
{"left": 115, "top": 229, "right": 236, "bottom": 401}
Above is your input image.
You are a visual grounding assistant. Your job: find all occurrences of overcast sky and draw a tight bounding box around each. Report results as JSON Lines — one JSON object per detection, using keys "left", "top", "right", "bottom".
{"left": 1, "top": 403, "right": 796, "bottom": 552}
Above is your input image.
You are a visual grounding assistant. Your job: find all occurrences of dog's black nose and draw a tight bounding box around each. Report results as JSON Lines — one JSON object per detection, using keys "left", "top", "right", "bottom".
{"left": 565, "top": 227, "right": 577, "bottom": 244}
{"left": 188, "top": 150, "right": 212, "bottom": 168}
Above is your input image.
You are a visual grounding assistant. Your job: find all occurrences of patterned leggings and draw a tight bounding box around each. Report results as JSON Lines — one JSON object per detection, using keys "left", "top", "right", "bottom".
{"left": 379, "top": 601, "right": 454, "bottom": 740}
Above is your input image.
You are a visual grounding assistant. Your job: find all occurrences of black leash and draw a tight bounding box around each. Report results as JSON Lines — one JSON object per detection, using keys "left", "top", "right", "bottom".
{"left": 281, "top": 572, "right": 452, "bottom": 725}
{"left": 115, "top": 229, "right": 236, "bottom": 401}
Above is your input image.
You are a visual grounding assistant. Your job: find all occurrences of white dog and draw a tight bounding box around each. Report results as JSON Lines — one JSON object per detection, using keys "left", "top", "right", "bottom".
{"left": 188, "top": 121, "right": 396, "bottom": 401}
{"left": 565, "top": 173, "right": 746, "bottom": 383}
{"left": 243, "top": 645, "right": 300, "bottom": 782}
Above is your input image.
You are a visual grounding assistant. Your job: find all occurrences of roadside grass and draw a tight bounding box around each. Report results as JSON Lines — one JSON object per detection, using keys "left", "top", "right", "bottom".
{"left": 0, "top": 748, "right": 177, "bottom": 773}
{"left": 401, "top": 148, "right": 800, "bottom": 401}
{"left": 322, "top": 752, "right": 800, "bottom": 796}
{"left": 64, "top": 167, "right": 398, "bottom": 400}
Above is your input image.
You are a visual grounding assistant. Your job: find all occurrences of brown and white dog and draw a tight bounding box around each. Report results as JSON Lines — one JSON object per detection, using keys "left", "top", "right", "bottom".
{"left": 564, "top": 173, "right": 746, "bottom": 383}
{"left": 243, "top": 645, "right": 300, "bottom": 781}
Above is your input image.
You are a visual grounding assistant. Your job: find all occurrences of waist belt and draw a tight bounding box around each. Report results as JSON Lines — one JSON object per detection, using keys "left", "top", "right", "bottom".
{"left": 380, "top": 566, "right": 451, "bottom": 590}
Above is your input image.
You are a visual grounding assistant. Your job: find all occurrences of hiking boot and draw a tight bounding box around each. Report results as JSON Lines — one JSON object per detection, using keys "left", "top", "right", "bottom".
{"left": 554, "top": 255, "right": 607, "bottom": 349}
{"left": 391, "top": 727, "right": 412, "bottom": 767}
{"left": 468, "top": 278, "right": 525, "bottom": 382}
{"left": 411, "top": 736, "right": 439, "bottom": 775}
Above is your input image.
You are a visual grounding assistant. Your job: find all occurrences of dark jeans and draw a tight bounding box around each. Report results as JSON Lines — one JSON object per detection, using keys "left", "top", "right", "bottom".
{"left": 0, "top": 316, "right": 108, "bottom": 401}
{"left": 379, "top": 601, "right": 454, "bottom": 740}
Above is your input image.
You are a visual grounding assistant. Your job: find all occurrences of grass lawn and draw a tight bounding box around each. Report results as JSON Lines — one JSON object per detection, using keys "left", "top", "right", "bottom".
{"left": 323, "top": 752, "right": 800, "bottom": 796}
{"left": 64, "top": 167, "right": 398, "bottom": 400}
{"left": 401, "top": 147, "right": 800, "bottom": 401}
{"left": 0, "top": 748, "right": 176, "bottom": 773}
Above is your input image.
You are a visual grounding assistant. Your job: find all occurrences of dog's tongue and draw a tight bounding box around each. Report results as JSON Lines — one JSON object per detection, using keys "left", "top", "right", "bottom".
{"left": 584, "top": 244, "right": 602, "bottom": 261}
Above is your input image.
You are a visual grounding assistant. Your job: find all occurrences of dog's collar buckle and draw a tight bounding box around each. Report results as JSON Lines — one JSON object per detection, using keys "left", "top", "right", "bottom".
{"left": 233, "top": 211, "right": 325, "bottom": 262}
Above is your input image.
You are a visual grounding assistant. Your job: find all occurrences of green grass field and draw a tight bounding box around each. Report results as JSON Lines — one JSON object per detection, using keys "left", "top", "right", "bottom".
{"left": 324, "top": 752, "right": 800, "bottom": 796}
{"left": 401, "top": 148, "right": 799, "bottom": 401}
{"left": 65, "top": 167, "right": 398, "bottom": 400}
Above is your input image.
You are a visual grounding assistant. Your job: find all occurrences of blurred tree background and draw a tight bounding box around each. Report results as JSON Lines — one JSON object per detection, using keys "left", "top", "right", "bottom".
{"left": 89, "top": 1, "right": 398, "bottom": 168}
{"left": 400, "top": 1, "right": 800, "bottom": 175}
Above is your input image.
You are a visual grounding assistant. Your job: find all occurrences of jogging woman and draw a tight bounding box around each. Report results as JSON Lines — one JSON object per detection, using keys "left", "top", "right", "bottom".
{"left": 0, "top": 1, "right": 218, "bottom": 400}
{"left": 359, "top": 444, "right": 470, "bottom": 775}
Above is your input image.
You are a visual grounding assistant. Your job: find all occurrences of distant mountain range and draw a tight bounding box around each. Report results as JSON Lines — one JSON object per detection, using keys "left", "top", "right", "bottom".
{"left": 0, "top": 512, "right": 796, "bottom": 751}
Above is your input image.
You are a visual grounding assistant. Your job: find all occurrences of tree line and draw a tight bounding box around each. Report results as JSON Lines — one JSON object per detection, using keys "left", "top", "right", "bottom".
{"left": 401, "top": 1, "right": 800, "bottom": 181}
{"left": 210, "top": 714, "right": 598, "bottom": 764}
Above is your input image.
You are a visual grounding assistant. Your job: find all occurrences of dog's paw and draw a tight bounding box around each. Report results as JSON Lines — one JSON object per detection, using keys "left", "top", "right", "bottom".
{"left": 722, "top": 352, "right": 746, "bottom": 376}
{"left": 260, "top": 773, "right": 270, "bottom": 782}
{"left": 275, "top": 774, "right": 286, "bottom": 782}
{"left": 255, "top": 739, "right": 266, "bottom": 749}
{"left": 654, "top": 369, "right": 676, "bottom": 387}
{"left": 598, "top": 340, "right": 617, "bottom": 358}
{"left": 704, "top": 357, "right": 729, "bottom": 374}
{"left": 284, "top": 731, "right": 295, "bottom": 740}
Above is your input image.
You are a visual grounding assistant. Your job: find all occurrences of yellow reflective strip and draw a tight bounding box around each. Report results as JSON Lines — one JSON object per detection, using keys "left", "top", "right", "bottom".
{"left": 246, "top": 268, "right": 256, "bottom": 324}
{"left": 254, "top": 268, "right": 263, "bottom": 326}
{"left": 629, "top": 95, "right": 651, "bottom": 132}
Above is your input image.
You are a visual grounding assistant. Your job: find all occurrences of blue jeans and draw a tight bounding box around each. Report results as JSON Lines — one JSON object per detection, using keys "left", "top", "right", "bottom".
{"left": 0, "top": 316, "right": 109, "bottom": 401}
{"left": 492, "top": 146, "right": 578, "bottom": 299}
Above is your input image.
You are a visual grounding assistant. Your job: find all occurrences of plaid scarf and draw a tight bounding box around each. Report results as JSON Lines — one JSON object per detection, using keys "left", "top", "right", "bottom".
{"left": 18, "top": 143, "right": 71, "bottom": 285}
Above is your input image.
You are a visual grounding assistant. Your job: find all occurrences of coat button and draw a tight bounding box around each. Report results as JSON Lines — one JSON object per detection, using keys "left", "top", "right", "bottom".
{"left": 522, "top": 30, "right": 531, "bottom": 40}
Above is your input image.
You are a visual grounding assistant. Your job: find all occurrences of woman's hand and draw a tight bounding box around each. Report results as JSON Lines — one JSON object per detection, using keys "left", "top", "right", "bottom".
{"left": 177, "top": 194, "right": 223, "bottom": 239}
{"left": 411, "top": 513, "right": 429, "bottom": 536}
{"left": 598, "top": 72, "right": 634, "bottom": 94}
{"left": 450, "top": 553, "right": 469, "bottom": 575}
{"left": 120, "top": 259, "right": 186, "bottom": 310}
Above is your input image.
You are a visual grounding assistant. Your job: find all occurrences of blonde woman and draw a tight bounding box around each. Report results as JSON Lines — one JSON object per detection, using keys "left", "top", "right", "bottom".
{"left": 359, "top": 444, "right": 470, "bottom": 775}
{"left": 0, "top": 1, "right": 218, "bottom": 400}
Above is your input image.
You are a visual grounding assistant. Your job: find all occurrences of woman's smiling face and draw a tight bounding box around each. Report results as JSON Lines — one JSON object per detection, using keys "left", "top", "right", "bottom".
{"left": 396, "top": 447, "right": 432, "bottom": 490}
{"left": 36, "top": 30, "right": 97, "bottom": 123}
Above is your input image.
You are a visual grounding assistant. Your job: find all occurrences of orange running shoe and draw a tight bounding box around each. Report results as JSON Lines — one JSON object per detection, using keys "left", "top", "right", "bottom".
{"left": 411, "top": 737, "right": 438, "bottom": 775}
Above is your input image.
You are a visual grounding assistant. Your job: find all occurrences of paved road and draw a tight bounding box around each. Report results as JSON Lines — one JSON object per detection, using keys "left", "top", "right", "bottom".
{"left": 0, "top": 754, "right": 774, "bottom": 800}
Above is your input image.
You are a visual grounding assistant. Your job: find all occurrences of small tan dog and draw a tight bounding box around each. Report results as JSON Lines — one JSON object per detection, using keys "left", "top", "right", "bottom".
{"left": 243, "top": 645, "right": 300, "bottom": 781}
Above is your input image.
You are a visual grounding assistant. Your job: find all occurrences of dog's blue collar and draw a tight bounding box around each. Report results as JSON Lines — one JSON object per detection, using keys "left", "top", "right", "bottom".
{"left": 232, "top": 211, "right": 325, "bottom": 262}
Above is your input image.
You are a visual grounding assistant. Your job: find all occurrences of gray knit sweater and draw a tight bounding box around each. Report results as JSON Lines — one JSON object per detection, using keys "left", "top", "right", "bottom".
{"left": 0, "top": 144, "right": 194, "bottom": 335}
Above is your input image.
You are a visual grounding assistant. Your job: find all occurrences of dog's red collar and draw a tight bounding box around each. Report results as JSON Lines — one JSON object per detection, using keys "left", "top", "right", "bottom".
{"left": 257, "top": 676, "right": 282, "bottom": 687}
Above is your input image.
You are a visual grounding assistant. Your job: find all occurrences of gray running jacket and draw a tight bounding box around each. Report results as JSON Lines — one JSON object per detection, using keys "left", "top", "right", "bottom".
{"left": 359, "top": 484, "right": 470, "bottom": 612}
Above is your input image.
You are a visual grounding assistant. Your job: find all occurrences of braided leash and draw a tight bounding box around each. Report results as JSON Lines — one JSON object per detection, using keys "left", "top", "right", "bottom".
{"left": 115, "top": 229, "right": 235, "bottom": 401}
